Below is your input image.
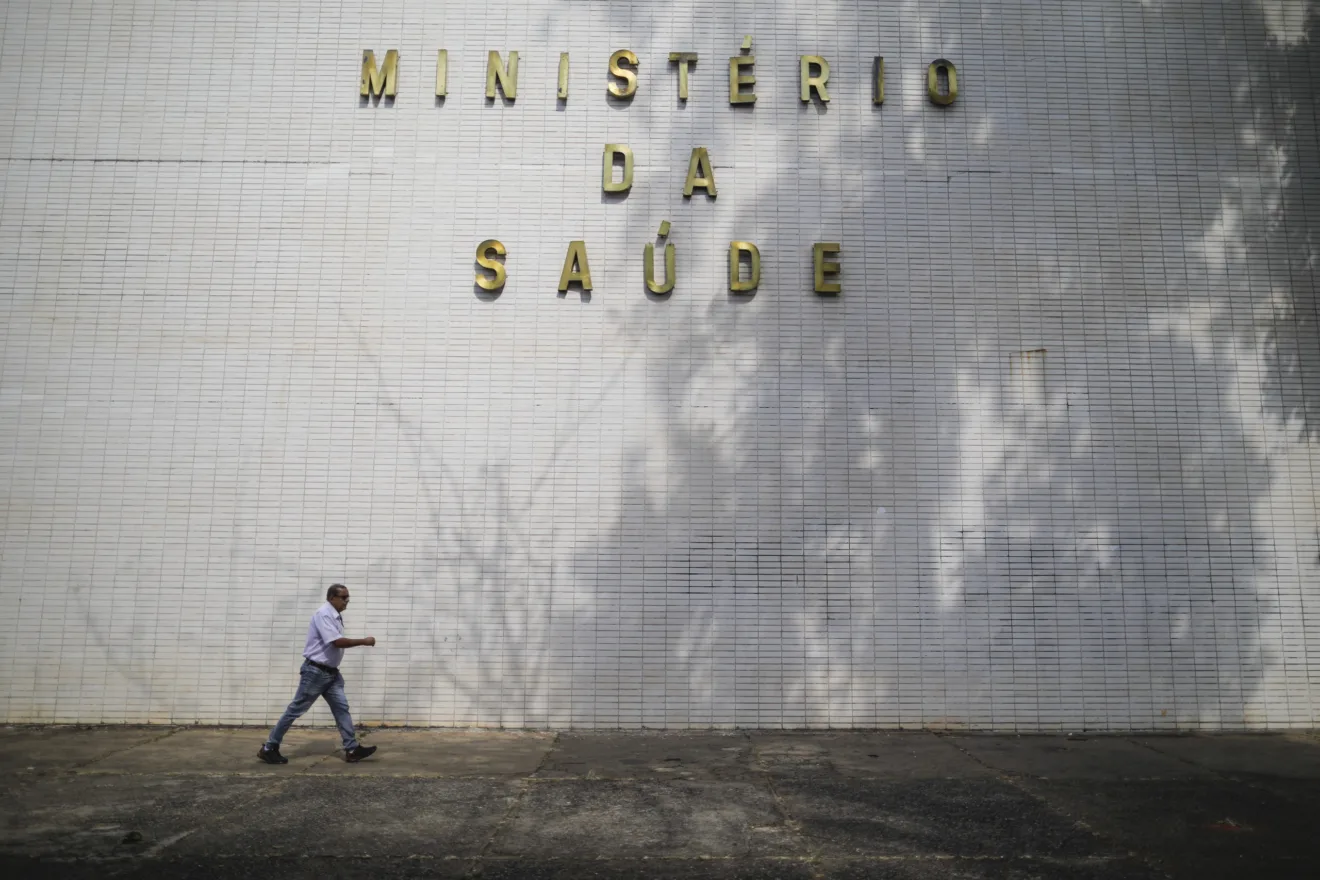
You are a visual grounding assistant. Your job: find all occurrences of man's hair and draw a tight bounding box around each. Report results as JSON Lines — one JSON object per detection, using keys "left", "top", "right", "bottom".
{"left": 327, "top": 584, "right": 348, "bottom": 601}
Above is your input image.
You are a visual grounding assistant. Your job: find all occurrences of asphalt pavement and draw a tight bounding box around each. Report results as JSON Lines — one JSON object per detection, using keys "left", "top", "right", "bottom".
{"left": 2, "top": 725, "right": 1318, "bottom": 878}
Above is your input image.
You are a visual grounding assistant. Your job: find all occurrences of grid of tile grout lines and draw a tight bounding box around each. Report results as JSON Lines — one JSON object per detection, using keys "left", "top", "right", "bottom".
{"left": 0, "top": 0, "right": 1318, "bottom": 730}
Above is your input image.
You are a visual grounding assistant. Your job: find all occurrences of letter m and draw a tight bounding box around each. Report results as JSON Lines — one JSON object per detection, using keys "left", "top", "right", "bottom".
{"left": 361, "top": 49, "right": 399, "bottom": 98}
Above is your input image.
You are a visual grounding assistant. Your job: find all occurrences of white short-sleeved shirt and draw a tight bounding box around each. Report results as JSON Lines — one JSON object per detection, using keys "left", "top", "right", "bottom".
{"left": 303, "top": 602, "right": 345, "bottom": 668}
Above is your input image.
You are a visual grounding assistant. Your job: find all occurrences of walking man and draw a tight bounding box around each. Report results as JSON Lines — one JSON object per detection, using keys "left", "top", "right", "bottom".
{"left": 258, "top": 584, "right": 379, "bottom": 764}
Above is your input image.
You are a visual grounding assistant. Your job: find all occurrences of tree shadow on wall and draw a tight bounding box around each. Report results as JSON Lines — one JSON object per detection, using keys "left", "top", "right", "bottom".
{"left": 359, "top": 385, "right": 559, "bottom": 727}
{"left": 321, "top": 1, "right": 1319, "bottom": 731}
{"left": 1235, "top": 5, "right": 1320, "bottom": 443}
{"left": 550, "top": 0, "right": 1318, "bottom": 729}
{"left": 350, "top": 320, "right": 640, "bottom": 727}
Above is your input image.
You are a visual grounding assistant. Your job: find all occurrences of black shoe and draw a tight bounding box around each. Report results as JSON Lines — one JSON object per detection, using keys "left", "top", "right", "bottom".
{"left": 345, "top": 744, "right": 377, "bottom": 763}
{"left": 257, "top": 745, "right": 289, "bottom": 765}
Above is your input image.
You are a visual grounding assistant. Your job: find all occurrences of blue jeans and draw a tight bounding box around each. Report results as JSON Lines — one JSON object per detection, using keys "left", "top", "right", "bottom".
{"left": 265, "top": 659, "right": 359, "bottom": 751}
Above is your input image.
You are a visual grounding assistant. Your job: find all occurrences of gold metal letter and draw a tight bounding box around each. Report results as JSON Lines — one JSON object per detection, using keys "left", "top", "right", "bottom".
{"left": 873, "top": 56, "right": 884, "bottom": 104}
{"left": 800, "top": 55, "right": 830, "bottom": 102}
{"left": 361, "top": 49, "right": 399, "bottom": 98}
{"left": 602, "top": 144, "right": 634, "bottom": 193}
{"left": 729, "top": 242, "right": 761, "bottom": 292}
{"left": 728, "top": 56, "right": 756, "bottom": 104}
{"left": 669, "top": 52, "right": 698, "bottom": 100}
{"left": 558, "top": 241, "right": 593, "bottom": 292}
{"left": 683, "top": 147, "right": 717, "bottom": 198}
{"left": 644, "top": 224, "right": 675, "bottom": 295}
{"left": 645, "top": 244, "right": 675, "bottom": 294}
{"left": 558, "top": 53, "right": 570, "bottom": 99}
{"left": 436, "top": 50, "right": 448, "bottom": 97}
{"left": 608, "top": 50, "right": 639, "bottom": 98}
{"left": 475, "top": 240, "right": 507, "bottom": 291}
{"left": 813, "top": 243, "right": 841, "bottom": 294}
{"left": 487, "top": 51, "right": 519, "bottom": 100}
{"left": 928, "top": 59, "right": 957, "bottom": 105}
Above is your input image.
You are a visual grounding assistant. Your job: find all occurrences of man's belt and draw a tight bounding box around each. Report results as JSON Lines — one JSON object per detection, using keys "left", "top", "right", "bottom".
{"left": 305, "top": 658, "right": 339, "bottom": 675}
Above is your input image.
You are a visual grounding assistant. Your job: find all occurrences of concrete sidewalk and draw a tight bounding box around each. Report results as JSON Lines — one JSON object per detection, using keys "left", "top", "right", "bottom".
{"left": 2, "top": 727, "right": 1318, "bottom": 879}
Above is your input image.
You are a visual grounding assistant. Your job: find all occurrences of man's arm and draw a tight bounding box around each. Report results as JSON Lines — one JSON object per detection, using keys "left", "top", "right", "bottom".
{"left": 331, "top": 636, "right": 377, "bottom": 648}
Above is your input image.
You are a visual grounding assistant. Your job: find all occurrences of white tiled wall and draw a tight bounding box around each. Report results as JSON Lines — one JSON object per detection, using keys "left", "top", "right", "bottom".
{"left": 2, "top": 0, "right": 1318, "bottom": 730}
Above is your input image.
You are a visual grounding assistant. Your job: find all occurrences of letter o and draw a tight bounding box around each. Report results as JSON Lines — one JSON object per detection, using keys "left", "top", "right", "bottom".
{"left": 927, "top": 59, "right": 957, "bottom": 106}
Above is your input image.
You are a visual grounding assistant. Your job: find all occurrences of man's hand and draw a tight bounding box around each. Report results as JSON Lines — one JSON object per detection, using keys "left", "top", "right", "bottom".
{"left": 331, "top": 636, "right": 379, "bottom": 649}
